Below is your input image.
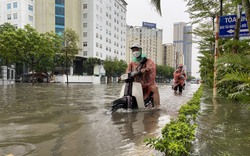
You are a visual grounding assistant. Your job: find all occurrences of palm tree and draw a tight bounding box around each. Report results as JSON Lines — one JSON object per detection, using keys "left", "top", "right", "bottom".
{"left": 150, "top": 0, "right": 162, "bottom": 16}
{"left": 217, "top": 52, "right": 250, "bottom": 104}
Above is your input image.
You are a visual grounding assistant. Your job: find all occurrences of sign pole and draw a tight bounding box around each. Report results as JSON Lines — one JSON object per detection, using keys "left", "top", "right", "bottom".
{"left": 213, "top": 15, "right": 219, "bottom": 98}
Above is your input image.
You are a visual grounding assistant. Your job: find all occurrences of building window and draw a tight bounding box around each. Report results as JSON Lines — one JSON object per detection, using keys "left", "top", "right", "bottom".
{"left": 13, "top": 2, "right": 17, "bottom": 8}
{"left": 7, "top": 14, "right": 11, "bottom": 20}
{"left": 56, "top": 0, "right": 64, "bottom": 5}
{"left": 56, "top": 7, "right": 64, "bottom": 15}
{"left": 83, "top": 4, "right": 87, "bottom": 9}
{"left": 56, "top": 16, "right": 64, "bottom": 25}
{"left": 83, "top": 32, "right": 87, "bottom": 37}
{"left": 83, "top": 13, "right": 87, "bottom": 19}
{"left": 13, "top": 13, "right": 18, "bottom": 19}
{"left": 83, "top": 51, "right": 87, "bottom": 56}
{"left": 83, "top": 23, "right": 87, "bottom": 28}
{"left": 83, "top": 42, "right": 87, "bottom": 47}
{"left": 28, "top": 15, "right": 33, "bottom": 22}
{"left": 7, "top": 3, "right": 11, "bottom": 10}
{"left": 13, "top": 24, "right": 18, "bottom": 28}
{"left": 28, "top": 5, "right": 33, "bottom": 11}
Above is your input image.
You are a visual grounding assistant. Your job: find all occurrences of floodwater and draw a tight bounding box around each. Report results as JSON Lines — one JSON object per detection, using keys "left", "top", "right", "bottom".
{"left": 0, "top": 83, "right": 199, "bottom": 156}
{"left": 192, "top": 88, "right": 250, "bottom": 156}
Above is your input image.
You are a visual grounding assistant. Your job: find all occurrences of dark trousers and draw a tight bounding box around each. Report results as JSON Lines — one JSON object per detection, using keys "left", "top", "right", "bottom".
{"left": 174, "top": 84, "right": 183, "bottom": 93}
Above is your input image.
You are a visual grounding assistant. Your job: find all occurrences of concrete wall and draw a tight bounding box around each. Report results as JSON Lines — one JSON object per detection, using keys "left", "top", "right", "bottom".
{"left": 54, "top": 75, "right": 103, "bottom": 84}
{"left": 0, "top": 66, "right": 15, "bottom": 85}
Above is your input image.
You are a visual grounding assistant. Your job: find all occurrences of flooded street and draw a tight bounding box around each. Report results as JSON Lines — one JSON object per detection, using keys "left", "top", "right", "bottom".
{"left": 0, "top": 83, "right": 199, "bottom": 156}
{"left": 192, "top": 88, "right": 250, "bottom": 156}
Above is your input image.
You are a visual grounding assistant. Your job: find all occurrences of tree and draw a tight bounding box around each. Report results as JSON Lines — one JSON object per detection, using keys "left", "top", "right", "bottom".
{"left": 59, "top": 28, "right": 80, "bottom": 84}
{"left": 0, "top": 23, "right": 17, "bottom": 66}
{"left": 242, "top": 0, "right": 250, "bottom": 33}
{"left": 150, "top": 0, "right": 162, "bottom": 16}
{"left": 103, "top": 58, "right": 127, "bottom": 83}
{"left": 9, "top": 25, "right": 61, "bottom": 85}
{"left": 84, "top": 57, "right": 102, "bottom": 75}
{"left": 156, "top": 65, "right": 175, "bottom": 82}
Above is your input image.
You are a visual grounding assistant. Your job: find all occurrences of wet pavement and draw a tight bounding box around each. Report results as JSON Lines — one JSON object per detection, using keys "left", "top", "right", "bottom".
{"left": 0, "top": 83, "right": 200, "bottom": 156}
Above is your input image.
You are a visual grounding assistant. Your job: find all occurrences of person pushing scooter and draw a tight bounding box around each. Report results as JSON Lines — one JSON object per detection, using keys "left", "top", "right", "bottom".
{"left": 126, "top": 43, "right": 160, "bottom": 106}
{"left": 172, "top": 64, "right": 187, "bottom": 94}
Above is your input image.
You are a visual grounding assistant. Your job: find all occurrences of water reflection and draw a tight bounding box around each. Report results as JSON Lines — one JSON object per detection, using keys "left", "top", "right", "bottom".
{"left": 0, "top": 83, "right": 199, "bottom": 156}
{"left": 192, "top": 88, "right": 250, "bottom": 156}
{"left": 111, "top": 109, "right": 161, "bottom": 140}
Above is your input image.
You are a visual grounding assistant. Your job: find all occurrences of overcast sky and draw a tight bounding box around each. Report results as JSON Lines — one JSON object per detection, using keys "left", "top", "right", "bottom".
{"left": 125, "top": 0, "right": 200, "bottom": 78}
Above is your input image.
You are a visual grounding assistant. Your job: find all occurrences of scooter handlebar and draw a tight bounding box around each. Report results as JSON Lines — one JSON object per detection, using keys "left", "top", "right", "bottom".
{"left": 130, "top": 71, "right": 142, "bottom": 77}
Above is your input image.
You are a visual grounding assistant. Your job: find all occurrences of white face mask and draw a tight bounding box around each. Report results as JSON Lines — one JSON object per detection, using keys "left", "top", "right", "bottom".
{"left": 132, "top": 51, "right": 141, "bottom": 58}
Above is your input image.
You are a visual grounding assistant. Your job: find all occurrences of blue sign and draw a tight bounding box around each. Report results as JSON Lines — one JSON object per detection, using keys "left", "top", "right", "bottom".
{"left": 219, "top": 14, "right": 250, "bottom": 38}
{"left": 142, "top": 22, "right": 156, "bottom": 29}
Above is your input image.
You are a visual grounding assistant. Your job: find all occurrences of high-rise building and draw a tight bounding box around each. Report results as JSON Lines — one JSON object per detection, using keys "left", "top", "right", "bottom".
{"left": 126, "top": 22, "right": 163, "bottom": 65}
{"left": 0, "top": 0, "right": 35, "bottom": 28}
{"left": 162, "top": 43, "right": 176, "bottom": 68}
{"left": 0, "top": 0, "right": 128, "bottom": 75}
{"left": 81, "top": 0, "right": 127, "bottom": 61}
{"left": 173, "top": 22, "right": 192, "bottom": 75}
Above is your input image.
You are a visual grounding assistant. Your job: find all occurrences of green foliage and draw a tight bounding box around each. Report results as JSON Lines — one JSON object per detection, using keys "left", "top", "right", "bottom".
{"left": 144, "top": 86, "right": 203, "bottom": 155}
{"left": 0, "top": 22, "right": 16, "bottom": 33}
{"left": 150, "top": 0, "right": 162, "bottom": 16}
{"left": 0, "top": 23, "right": 17, "bottom": 65}
{"left": 0, "top": 24, "right": 61, "bottom": 73}
{"left": 84, "top": 57, "right": 102, "bottom": 75}
{"left": 217, "top": 52, "right": 250, "bottom": 104}
{"left": 156, "top": 64, "right": 174, "bottom": 80}
{"left": 186, "top": 76, "right": 196, "bottom": 81}
{"left": 103, "top": 58, "right": 127, "bottom": 78}
{"left": 58, "top": 28, "right": 80, "bottom": 74}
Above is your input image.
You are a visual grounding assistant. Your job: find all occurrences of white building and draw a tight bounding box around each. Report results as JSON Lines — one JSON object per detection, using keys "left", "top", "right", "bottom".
{"left": 126, "top": 22, "right": 163, "bottom": 65}
{"left": 0, "top": 0, "right": 128, "bottom": 76}
{"left": 82, "top": 0, "right": 127, "bottom": 61}
{"left": 0, "top": 0, "right": 35, "bottom": 28}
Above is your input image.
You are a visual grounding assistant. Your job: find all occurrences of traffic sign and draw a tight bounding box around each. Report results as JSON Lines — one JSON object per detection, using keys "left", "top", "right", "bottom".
{"left": 219, "top": 13, "right": 250, "bottom": 38}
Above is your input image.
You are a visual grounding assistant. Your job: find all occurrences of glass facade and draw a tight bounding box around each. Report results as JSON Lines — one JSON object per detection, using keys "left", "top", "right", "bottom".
{"left": 55, "top": 0, "right": 65, "bottom": 35}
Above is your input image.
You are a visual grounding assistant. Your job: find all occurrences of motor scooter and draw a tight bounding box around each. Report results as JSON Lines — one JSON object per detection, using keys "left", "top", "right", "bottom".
{"left": 108, "top": 71, "right": 154, "bottom": 114}
{"left": 108, "top": 58, "right": 154, "bottom": 113}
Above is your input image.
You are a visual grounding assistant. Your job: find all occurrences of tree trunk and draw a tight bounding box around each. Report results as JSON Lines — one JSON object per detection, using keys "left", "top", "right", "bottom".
{"left": 232, "top": 5, "right": 241, "bottom": 54}
{"left": 31, "top": 61, "right": 34, "bottom": 85}
{"left": 107, "top": 76, "right": 112, "bottom": 84}
{"left": 242, "top": 0, "right": 250, "bottom": 33}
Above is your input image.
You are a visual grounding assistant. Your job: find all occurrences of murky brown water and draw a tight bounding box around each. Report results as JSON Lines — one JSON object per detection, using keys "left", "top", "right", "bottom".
{"left": 0, "top": 83, "right": 199, "bottom": 156}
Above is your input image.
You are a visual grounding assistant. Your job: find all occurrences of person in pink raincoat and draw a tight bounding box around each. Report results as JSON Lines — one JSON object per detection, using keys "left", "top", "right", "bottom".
{"left": 172, "top": 64, "right": 187, "bottom": 94}
{"left": 126, "top": 43, "right": 160, "bottom": 107}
